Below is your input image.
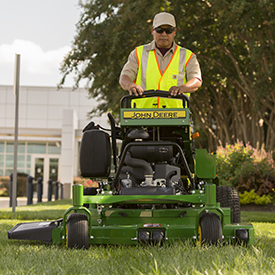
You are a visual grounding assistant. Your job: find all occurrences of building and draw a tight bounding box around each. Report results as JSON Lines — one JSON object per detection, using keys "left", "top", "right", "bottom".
{"left": 0, "top": 85, "right": 109, "bottom": 198}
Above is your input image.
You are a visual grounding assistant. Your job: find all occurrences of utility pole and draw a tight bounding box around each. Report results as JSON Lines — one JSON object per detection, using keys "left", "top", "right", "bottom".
{"left": 12, "top": 54, "right": 20, "bottom": 213}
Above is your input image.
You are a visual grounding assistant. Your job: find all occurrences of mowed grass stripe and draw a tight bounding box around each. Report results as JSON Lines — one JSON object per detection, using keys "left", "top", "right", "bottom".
{"left": 0, "top": 200, "right": 274, "bottom": 274}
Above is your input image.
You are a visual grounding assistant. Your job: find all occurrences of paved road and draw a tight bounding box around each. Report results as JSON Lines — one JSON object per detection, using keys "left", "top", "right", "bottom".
{"left": 0, "top": 197, "right": 49, "bottom": 209}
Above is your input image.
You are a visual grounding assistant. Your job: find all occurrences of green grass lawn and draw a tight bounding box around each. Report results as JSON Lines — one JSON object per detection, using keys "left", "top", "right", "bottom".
{"left": 0, "top": 201, "right": 275, "bottom": 274}
{"left": 0, "top": 199, "right": 72, "bottom": 220}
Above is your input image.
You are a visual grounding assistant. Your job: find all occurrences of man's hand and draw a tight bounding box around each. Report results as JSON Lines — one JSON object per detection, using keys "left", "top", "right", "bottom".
{"left": 169, "top": 86, "right": 184, "bottom": 96}
{"left": 119, "top": 74, "right": 144, "bottom": 96}
{"left": 169, "top": 78, "right": 202, "bottom": 96}
{"left": 127, "top": 83, "right": 144, "bottom": 96}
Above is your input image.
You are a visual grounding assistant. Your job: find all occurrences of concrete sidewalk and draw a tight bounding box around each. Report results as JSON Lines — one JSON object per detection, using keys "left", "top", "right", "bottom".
{"left": 0, "top": 197, "right": 49, "bottom": 209}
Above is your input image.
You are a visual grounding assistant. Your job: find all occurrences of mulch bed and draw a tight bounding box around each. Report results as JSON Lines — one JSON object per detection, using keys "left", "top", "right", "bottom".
{"left": 241, "top": 204, "right": 275, "bottom": 212}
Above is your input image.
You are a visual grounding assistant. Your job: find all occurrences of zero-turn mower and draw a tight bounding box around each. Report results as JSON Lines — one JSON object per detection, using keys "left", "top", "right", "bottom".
{"left": 8, "top": 90, "right": 254, "bottom": 248}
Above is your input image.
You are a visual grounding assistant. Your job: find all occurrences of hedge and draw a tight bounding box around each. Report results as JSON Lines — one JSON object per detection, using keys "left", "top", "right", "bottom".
{"left": 216, "top": 141, "right": 275, "bottom": 197}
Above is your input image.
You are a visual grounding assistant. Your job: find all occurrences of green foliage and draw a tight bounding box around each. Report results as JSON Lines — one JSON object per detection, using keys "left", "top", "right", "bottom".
{"left": 239, "top": 190, "right": 272, "bottom": 205}
{"left": 73, "top": 177, "right": 98, "bottom": 188}
{"left": 0, "top": 176, "right": 10, "bottom": 196}
{"left": 59, "top": 0, "right": 275, "bottom": 151}
{"left": 216, "top": 141, "right": 275, "bottom": 197}
{"left": 60, "top": 0, "right": 167, "bottom": 116}
{"left": 0, "top": 187, "right": 8, "bottom": 197}
{"left": 185, "top": 0, "right": 275, "bottom": 150}
{"left": 0, "top": 174, "right": 28, "bottom": 197}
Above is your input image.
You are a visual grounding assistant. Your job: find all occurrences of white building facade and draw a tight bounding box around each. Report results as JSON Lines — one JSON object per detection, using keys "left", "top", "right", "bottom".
{"left": 0, "top": 85, "right": 109, "bottom": 198}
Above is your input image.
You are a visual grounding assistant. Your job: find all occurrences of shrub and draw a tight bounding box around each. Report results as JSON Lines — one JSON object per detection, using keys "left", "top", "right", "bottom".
{"left": 16, "top": 173, "right": 28, "bottom": 197}
{"left": 73, "top": 177, "right": 98, "bottom": 188}
{"left": 0, "top": 176, "right": 10, "bottom": 198}
{"left": 0, "top": 187, "right": 8, "bottom": 197}
{"left": 216, "top": 140, "right": 275, "bottom": 197}
{"left": 239, "top": 190, "right": 272, "bottom": 205}
{"left": 0, "top": 174, "right": 28, "bottom": 197}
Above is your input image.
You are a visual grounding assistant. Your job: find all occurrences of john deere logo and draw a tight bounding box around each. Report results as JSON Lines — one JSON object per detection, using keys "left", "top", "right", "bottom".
{"left": 123, "top": 110, "right": 186, "bottom": 119}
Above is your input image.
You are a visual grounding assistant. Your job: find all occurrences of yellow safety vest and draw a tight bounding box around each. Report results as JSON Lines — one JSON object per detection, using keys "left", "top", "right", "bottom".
{"left": 132, "top": 44, "right": 193, "bottom": 108}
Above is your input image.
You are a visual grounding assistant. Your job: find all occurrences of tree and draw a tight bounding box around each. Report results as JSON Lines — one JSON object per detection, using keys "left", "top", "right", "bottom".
{"left": 60, "top": 0, "right": 275, "bottom": 151}
{"left": 185, "top": 0, "right": 275, "bottom": 151}
{"left": 60, "top": 0, "right": 167, "bottom": 116}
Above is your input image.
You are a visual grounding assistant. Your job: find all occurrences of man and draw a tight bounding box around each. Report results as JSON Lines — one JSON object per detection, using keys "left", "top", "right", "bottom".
{"left": 119, "top": 12, "right": 202, "bottom": 108}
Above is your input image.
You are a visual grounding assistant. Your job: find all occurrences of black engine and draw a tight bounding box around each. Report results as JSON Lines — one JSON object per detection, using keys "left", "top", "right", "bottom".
{"left": 119, "top": 144, "right": 181, "bottom": 194}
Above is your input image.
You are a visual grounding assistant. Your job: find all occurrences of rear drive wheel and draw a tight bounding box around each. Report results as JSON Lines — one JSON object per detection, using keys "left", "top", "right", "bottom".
{"left": 216, "top": 186, "right": 241, "bottom": 223}
{"left": 67, "top": 213, "right": 89, "bottom": 249}
{"left": 198, "top": 212, "right": 222, "bottom": 245}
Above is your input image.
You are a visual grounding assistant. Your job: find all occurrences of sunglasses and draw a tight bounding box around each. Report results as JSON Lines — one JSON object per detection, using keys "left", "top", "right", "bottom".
{"left": 154, "top": 27, "right": 175, "bottom": 34}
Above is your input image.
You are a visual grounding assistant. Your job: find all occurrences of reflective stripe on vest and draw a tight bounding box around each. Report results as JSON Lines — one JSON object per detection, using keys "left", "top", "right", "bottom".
{"left": 133, "top": 44, "right": 193, "bottom": 108}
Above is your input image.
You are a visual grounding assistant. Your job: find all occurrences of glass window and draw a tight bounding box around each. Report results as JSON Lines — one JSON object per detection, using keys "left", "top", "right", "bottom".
{"left": 0, "top": 154, "right": 3, "bottom": 167}
{"left": 34, "top": 158, "right": 44, "bottom": 180}
{"left": 5, "top": 155, "right": 13, "bottom": 167}
{"left": 4, "top": 155, "right": 26, "bottom": 171}
{"left": 17, "top": 168, "right": 26, "bottom": 174}
{"left": 49, "top": 158, "right": 59, "bottom": 181}
{"left": 6, "top": 142, "right": 25, "bottom": 154}
{"left": 27, "top": 143, "right": 46, "bottom": 154}
{"left": 6, "top": 142, "right": 14, "bottom": 153}
{"left": 18, "top": 142, "right": 26, "bottom": 154}
{"left": 5, "top": 169, "right": 13, "bottom": 176}
{"left": 0, "top": 142, "right": 4, "bottom": 153}
{"left": 0, "top": 169, "right": 3, "bottom": 176}
{"left": 17, "top": 155, "right": 25, "bottom": 168}
{"left": 48, "top": 142, "right": 61, "bottom": 154}
{"left": 26, "top": 155, "right": 31, "bottom": 168}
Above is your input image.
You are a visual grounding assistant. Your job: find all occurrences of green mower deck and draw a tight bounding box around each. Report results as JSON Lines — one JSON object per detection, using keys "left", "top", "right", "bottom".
{"left": 57, "top": 184, "right": 254, "bottom": 246}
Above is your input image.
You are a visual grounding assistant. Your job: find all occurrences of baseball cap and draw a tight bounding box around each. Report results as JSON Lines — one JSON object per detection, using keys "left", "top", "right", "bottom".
{"left": 152, "top": 12, "right": 176, "bottom": 28}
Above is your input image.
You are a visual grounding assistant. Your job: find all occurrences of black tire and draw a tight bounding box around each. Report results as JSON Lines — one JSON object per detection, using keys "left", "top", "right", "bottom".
{"left": 216, "top": 186, "right": 241, "bottom": 223}
{"left": 67, "top": 213, "right": 89, "bottom": 249}
{"left": 198, "top": 212, "right": 222, "bottom": 245}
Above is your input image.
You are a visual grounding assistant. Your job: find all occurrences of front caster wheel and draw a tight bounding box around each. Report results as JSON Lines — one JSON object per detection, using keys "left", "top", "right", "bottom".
{"left": 198, "top": 212, "right": 222, "bottom": 245}
{"left": 66, "top": 213, "right": 89, "bottom": 249}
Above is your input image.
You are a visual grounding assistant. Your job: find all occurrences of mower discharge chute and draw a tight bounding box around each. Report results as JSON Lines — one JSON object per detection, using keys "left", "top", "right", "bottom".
{"left": 8, "top": 90, "right": 254, "bottom": 248}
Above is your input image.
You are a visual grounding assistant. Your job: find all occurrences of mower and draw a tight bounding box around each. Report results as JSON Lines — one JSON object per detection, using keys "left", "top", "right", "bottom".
{"left": 8, "top": 90, "right": 254, "bottom": 248}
